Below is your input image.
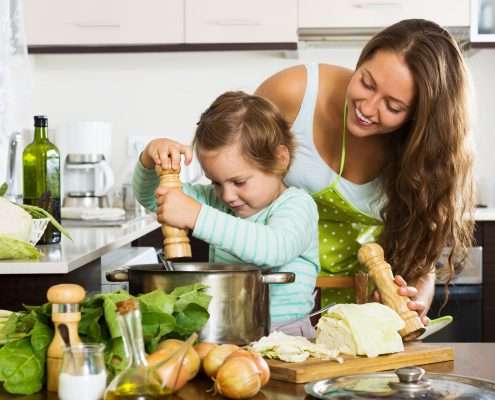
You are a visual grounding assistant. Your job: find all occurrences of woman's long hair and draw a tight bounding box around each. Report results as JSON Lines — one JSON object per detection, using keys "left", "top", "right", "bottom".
{"left": 357, "top": 19, "right": 475, "bottom": 286}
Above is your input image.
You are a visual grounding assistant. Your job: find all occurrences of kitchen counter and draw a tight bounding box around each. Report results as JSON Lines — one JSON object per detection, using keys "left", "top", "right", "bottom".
{"left": 474, "top": 207, "right": 495, "bottom": 221}
{"left": 0, "top": 213, "right": 160, "bottom": 274}
{"left": 1, "top": 343, "right": 493, "bottom": 399}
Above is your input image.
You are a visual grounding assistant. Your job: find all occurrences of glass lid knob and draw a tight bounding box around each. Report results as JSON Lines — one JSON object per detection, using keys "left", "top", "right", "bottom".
{"left": 396, "top": 367, "right": 426, "bottom": 383}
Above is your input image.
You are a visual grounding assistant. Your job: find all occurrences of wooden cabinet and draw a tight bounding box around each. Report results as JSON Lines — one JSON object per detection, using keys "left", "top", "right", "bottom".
{"left": 477, "top": 221, "right": 495, "bottom": 341}
{"left": 24, "top": 0, "right": 184, "bottom": 46}
{"left": 298, "top": 0, "right": 470, "bottom": 29}
{"left": 185, "top": 0, "right": 297, "bottom": 44}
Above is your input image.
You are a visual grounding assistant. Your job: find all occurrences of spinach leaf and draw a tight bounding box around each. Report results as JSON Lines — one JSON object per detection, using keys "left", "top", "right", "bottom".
{"left": 0, "top": 320, "right": 52, "bottom": 395}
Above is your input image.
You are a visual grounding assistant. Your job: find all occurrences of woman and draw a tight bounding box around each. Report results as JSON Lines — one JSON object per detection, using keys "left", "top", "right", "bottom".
{"left": 255, "top": 19, "right": 475, "bottom": 321}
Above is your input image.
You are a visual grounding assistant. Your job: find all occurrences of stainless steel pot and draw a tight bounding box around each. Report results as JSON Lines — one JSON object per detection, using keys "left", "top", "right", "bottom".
{"left": 106, "top": 263, "right": 295, "bottom": 345}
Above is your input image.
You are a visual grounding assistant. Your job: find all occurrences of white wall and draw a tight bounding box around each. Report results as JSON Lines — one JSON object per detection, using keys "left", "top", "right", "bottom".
{"left": 26, "top": 47, "right": 495, "bottom": 203}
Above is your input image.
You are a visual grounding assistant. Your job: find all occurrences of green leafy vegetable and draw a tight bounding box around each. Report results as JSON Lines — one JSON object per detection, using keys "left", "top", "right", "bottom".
{"left": 0, "top": 183, "right": 7, "bottom": 197}
{"left": 19, "top": 204, "right": 72, "bottom": 240}
{"left": 0, "top": 312, "right": 52, "bottom": 394}
{"left": 0, "top": 286, "right": 211, "bottom": 395}
{"left": 0, "top": 235, "right": 43, "bottom": 260}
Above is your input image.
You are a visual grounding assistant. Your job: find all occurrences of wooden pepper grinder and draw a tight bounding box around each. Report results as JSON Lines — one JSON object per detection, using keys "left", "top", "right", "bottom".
{"left": 46, "top": 283, "right": 86, "bottom": 392}
{"left": 357, "top": 243, "right": 425, "bottom": 341}
{"left": 155, "top": 165, "right": 192, "bottom": 259}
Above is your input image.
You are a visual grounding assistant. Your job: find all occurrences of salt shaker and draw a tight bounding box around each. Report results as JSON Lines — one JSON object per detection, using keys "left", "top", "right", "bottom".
{"left": 46, "top": 283, "right": 86, "bottom": 392}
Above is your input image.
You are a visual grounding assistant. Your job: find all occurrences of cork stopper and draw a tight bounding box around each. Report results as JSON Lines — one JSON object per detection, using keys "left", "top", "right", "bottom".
{"left": 47, "top": 284, "right": 86, "bottom": 305}
{"left": 117, "top": 298, "right": 138, "bottom": 315}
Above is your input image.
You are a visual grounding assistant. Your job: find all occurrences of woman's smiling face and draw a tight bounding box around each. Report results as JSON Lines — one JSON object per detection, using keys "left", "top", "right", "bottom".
{"left": 346, "top": 50, "right": 416, "bottom": 138}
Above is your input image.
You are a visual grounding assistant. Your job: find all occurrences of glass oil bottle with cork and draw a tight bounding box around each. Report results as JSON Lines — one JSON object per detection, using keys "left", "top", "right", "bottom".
{"left": 104, "top": 298, "right": 183, "bottom": 400}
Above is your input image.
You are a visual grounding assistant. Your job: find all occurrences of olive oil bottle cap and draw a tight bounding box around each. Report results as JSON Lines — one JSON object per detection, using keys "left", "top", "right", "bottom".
{"left": 34, "top": 115, "right": 48, "bottom": 127}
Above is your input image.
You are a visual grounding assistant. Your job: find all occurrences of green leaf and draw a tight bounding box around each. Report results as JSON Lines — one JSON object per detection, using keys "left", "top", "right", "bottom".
{"left": 138, "top": 290, "right": 175, "bottom": 315}
{"left": 18, "top": 204, "right": 73, "bottom": 240}
{"left": 0, "top": 235, "right": 43, "bottom": 260}
{"left": 30, "top": 320, "right": 52, "bottom": 359}
{"left": 0, "top": 183, "right": 7, "bottom": 197}
{"left": 0, "top": 338, "right": 44, "bottom": 395}
{"left": 173, "top": 303, "right": 210, "bottom": 337}
{"left": 172, "top": 284, "right": 211, "bottom": 312}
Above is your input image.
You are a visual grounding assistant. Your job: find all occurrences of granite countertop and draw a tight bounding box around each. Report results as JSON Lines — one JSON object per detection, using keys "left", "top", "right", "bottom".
{"left": 0, "top": 213, "right": 160, "bottom": 275}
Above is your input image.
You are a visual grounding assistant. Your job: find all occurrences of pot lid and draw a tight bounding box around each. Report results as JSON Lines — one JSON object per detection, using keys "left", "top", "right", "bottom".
{"left": 305, "top": 367, "right": 495, "bottom": 399}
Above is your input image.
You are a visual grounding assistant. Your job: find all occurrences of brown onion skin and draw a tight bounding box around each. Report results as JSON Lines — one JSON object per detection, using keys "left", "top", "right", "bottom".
{"left": 203, "top": 344, "right": 240, "bottom": 378}
{"left": 148, "top": 338, "right": 201, "bottom": 384}
{"left": 214, "top": 356, "right": 262, "bottom": 399}
{"left": 227, "top": 350, "right": 270, "bottom": 386}
{"left": 194, "top": 342, "right": 218, "bottom": 361}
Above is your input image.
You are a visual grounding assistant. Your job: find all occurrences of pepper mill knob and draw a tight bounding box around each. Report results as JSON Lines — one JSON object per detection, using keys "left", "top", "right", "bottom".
{"left": 155, "top": 165, "right": 192, "bottom": 260}
{"left": 358, "top": 243, "right": 425, "bottom": 341}
{"left": 47, "top": 283, "right": 86, "bottom": 304}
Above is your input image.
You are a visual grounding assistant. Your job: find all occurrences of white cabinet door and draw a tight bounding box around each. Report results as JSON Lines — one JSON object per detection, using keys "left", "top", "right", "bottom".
{"left": 24, "top": 0, "right": 184, "bottom": 46}
{"left": 299, "top": 0, "right": 469, "bottom": 29}
{"left": 185, "top": 0, "right": 297, "bottom": 43}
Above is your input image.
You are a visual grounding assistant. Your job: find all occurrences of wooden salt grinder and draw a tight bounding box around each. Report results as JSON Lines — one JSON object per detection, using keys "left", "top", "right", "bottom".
{"left": 155, "top": 165, "right": 192, "bottom": 259}
{"left": 357, "top": 243, "right": 425, "bottom": 341}
{"left": 46, "top": 283, "right": 86, "bottom": 392}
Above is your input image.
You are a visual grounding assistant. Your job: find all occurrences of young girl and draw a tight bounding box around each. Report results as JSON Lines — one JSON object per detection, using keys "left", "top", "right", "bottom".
{"left": 133, "top": 91, "right": 320, "bottom": 325}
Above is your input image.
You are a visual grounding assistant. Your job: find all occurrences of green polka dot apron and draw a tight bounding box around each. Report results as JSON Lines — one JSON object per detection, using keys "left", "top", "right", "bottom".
{"left": 312, "top": 104, "right": 383, "bottom": 306}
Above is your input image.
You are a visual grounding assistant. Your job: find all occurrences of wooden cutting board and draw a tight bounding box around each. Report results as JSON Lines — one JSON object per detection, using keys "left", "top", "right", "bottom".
{"left": 267, "top": 342, "right": 454, "bottom": 383}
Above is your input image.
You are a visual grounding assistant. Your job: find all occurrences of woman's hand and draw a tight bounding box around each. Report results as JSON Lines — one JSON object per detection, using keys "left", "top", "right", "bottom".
{"left": 372, "top": 274, "right": 433, "bottom": 325}
{"left": 140, "top": 138, "right": 193, "bottom": 170}
{"left": 155, "top": 186, "right": 201, "bottom": 230}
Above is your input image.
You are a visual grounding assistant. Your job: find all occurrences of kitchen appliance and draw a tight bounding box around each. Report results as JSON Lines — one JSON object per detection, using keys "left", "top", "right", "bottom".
{"left": 63, "top": 153, "right": 114, "bottom": 208}
{"left": 5, "top": 131, "right": 23, "bottom": 203}
{"left": 305, "top": 367, "right": 495, "bottom": 399}
{"left": 56, "top": 122, "right": 114, "bottom": 208}
{"left": 427, "top": 246, "right": 483, "bottom": 342}
{"left": 106, "top": 263, "right": 295, "bottom": 345}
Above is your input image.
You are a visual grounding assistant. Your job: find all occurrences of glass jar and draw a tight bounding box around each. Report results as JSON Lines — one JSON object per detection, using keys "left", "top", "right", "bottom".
{"left": 58, "top": 343, "right": 107, "bottom": 400}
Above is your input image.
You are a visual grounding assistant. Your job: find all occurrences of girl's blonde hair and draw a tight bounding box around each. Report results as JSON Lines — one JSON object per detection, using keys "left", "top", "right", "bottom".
{"left": 357, "top": 19, "right": 475, "bottom": 286}
{"left": 193, "top": 91, "right": 295, "bottom": 176}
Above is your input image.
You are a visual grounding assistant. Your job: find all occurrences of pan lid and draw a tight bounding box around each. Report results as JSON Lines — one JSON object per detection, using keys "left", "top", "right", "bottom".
{"left": 305, "top": 367, "right": 495, "bottom": 399}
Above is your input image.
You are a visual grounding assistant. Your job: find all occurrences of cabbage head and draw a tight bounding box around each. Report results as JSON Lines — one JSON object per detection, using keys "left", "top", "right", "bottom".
{"left": 0, "top": 196, "right": 32, "bottom": 242}
{"left": 0, "top": 235, "right": 43, "bottom": 260}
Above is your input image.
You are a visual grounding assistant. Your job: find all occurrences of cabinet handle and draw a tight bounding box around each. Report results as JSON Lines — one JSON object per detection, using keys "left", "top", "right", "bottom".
{"left": 72, "top": 22, "right": 121, "bottom": 28}
{"left": 352, "top": 2, "right": 401, "bottom": 9}
{"left": 206, "top": 19, "right": 262, "bottom": 27}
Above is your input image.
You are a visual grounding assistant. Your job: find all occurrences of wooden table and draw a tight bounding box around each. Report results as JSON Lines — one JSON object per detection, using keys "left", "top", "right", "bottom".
{"left": 1, "top": 343, "right": 494, "bottom": 399}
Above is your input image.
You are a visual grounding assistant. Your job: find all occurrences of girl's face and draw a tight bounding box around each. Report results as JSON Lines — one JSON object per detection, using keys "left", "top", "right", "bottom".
{"left": 198, "top": 142, "right": 286, "bottom": 218}
{"left": 346, "top": 50, "right": 416, "bottom": 137}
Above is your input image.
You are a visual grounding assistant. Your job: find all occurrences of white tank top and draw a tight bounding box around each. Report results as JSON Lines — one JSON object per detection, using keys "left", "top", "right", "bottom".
{"left": 284, "top": 63, "right": 384, "bottom": 220}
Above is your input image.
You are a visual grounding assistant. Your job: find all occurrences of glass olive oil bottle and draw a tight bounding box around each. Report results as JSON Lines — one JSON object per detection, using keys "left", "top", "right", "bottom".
{"left": 23, "top": 115, "right": 61, "bottom": 244}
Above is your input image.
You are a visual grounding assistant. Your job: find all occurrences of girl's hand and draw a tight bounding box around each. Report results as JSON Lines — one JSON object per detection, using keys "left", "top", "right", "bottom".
{"left": 372, "top": 275, "right": 430, "bottom": 325}
{"left": 155, "top": 187, "right": 201, "bottom": 230}
{"left": 141, "top": 138, "right": 193, "bottom": 170}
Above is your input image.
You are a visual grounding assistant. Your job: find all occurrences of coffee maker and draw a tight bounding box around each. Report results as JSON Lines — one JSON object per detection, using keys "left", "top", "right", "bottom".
{"left": 56, "top": 122, "right": 115, "bottom": 208}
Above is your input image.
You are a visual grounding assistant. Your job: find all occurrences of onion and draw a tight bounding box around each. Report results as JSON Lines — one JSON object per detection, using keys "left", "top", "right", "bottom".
{"left": 214, "top": 356, "right": 262, "bottom": 399}
{"left": 194, "top": 342, "right": 218, "bottom": 361}
{"left": 227, "top": 350, "right": 270, "bottom": 386}
{"left": 203, "top": 344, "right": 239, "bottom": 378}
{"left": 148, "top": 338, "right": 201, "bottom": 389}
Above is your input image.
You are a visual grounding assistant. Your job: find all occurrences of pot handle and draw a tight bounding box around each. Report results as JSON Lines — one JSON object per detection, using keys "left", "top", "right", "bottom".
{"left": 106, "top": 268, "right": 129, "bottom": 282}
{"left": 262, "top": 272, "right": 295, "bottom": 284}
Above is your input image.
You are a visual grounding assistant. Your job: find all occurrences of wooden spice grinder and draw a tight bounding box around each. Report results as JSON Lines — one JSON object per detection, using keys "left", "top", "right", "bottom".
{"left": 46, "top": 283, "right": 86, "bottom": 392}
{"left": 155, "top": 165, "right": 192, "bottom": 260}
{"left": 358, "top": 243, "right": 425, "bottom": 341}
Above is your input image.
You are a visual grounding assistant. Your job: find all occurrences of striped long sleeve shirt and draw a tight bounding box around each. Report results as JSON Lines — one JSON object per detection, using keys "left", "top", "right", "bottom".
{"left": 133, "top": 161, "right": 320, "bottom": 323}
